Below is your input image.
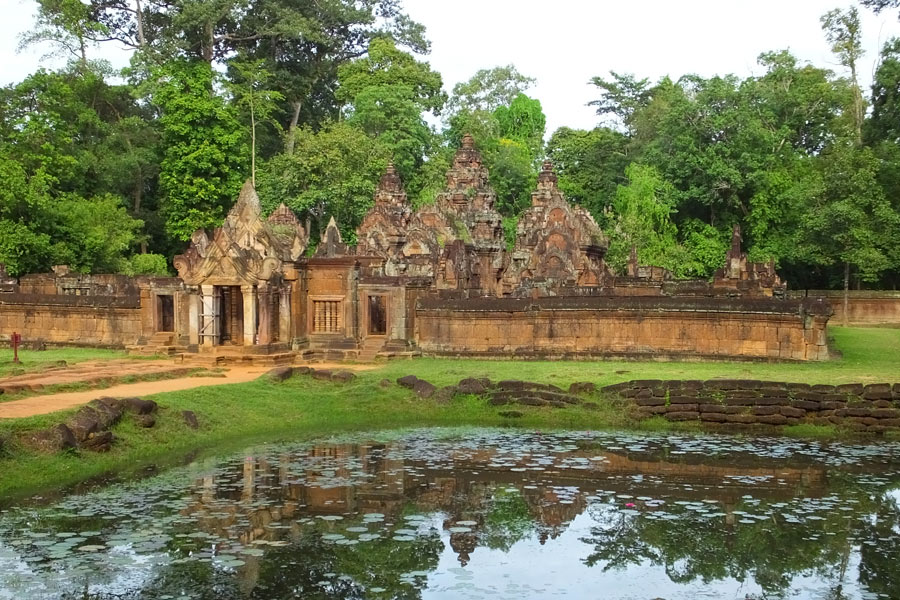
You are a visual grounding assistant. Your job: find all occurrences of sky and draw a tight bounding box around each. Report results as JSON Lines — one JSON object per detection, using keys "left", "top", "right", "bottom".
{"left": 2, "top": 0, "right": 900, "bottom": 134}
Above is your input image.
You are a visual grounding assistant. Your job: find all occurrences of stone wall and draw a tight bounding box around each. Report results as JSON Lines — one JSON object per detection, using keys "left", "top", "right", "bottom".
{"left": 604, "top": 379, "right": 900, "bottom": 432}
{"left": 0, "top": 294, "right": 142, "bottom": 347}
{"left": 415, "top": 296, "right": 831, "bottom": 361}
{"left": 790, "top": 290, "right": 900, "bottom": 325}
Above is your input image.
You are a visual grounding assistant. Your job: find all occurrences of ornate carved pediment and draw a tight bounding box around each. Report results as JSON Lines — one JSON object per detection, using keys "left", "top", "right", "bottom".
{"left": 501, "top": 161, "right": 611, "bottom": 294}
{"left": 174, "top": 181, "right": 307, "bottom": 285}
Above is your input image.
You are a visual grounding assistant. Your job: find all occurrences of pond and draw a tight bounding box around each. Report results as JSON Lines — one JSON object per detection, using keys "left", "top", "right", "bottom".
{"left": 2, "top": 428, "right": 900, "bottom": 599}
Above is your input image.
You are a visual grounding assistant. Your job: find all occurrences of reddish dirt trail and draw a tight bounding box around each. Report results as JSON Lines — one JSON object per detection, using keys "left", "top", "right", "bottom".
{"left": 0, "top": 361, "right": 378, "bottom": 419}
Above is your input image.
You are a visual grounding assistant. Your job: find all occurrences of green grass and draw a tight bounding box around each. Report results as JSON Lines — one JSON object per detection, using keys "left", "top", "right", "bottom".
{"left": 0, "top": 326, "right": 897, "bottom": 503}
{"left": 364, "top": 326, "right": 900, "bottom": 387}
{"left": 0, "top": 347, "right": 129, "bottom": 377}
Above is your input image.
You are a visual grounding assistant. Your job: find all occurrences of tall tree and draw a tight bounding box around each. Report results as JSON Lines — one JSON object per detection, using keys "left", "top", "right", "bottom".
{"left": 336, "top": 37, "right": 444, "bottom": 197}
{"left": 257, "top": 121, "right": 390, "bottom": 241}
{"left": 226, "top": 59, "right": 283, "bottom": 187}
{"left": 153, "top": 59, "right": 248, "bottom": 239}
{"left": 821, "top": 6, "right": 865, "bottom": 144}
{"left": 796, "top": 144, "right": 899, "bottom": 322}
{"left": 445, "top": 65, "right": 535, "bottom": 116}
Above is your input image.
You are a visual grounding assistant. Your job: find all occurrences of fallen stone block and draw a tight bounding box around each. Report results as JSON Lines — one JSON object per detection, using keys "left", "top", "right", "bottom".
{"left": 397, "top": 375, "right": 419, "bottom": 389}
{"left": 331, "top": 371, "right": 356, "bottom": 383}
{"left": 182, "top": 410, "right": 199, "bottom": 429}
{"left": 267, "top": 366, "right": 294, "bottom": 382}
{"left": 434, "top": 386, "right": 457, "bottom": 404}
{"left": 67, "top": 408, "right": 101, "bottom": 443}
{"left": 311, "top": 369, "right": 333, "bottom": 381}
{"left": 569, "top": 382, "right": 596, "bottom": 395}
{"left": 27, "top": 424, "right": 76, "bottom": 453}
{"left": 135, "top": 414, "right": 156, "bottom": 428}
{"left": 413, "top": 379, "right": 436, "bottom": 399}
{"left": 123, "top": 397, "right": 157, "bottom": 415}
{"left": 457, "top": 378, "right": 487, "bottom": 395}
{"left": 81, "top": 430, "right": 114, "bottom": 453}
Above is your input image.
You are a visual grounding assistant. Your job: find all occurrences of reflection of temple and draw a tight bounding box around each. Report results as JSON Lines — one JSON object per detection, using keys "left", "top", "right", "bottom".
{"left": 183, "top": 438, "right": 830, "bottom": 582}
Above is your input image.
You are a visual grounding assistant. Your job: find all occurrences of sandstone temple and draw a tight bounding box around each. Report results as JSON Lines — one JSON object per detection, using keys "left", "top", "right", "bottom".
{"left": 0, "top": 135, "right": 833, "bottom": 361}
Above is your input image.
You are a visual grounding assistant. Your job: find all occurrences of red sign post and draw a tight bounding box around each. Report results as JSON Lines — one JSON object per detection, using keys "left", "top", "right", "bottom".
{"left": 11, "top": 332, "right": 21, "bottom": 364}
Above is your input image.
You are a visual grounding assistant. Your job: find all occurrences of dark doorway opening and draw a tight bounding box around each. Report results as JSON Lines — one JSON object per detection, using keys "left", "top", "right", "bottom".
{"left": 157, "top": 295, "right": 175, "bottom": 332}
{"left": 219, "top": 286, "right": 244, "bottom": 345}
{"left": 368, "top": 295, "right": 387, "bottom": 335}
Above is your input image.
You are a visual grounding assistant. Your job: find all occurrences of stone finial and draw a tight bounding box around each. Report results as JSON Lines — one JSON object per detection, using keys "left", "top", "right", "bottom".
{"left": 375, "top": 162, "right": 406, "bottom": 201}
{"left": 537, "top": 160, "right": 558, "bottom": 187}
{"left": 628, "top": 245, "right": 638, "bottom": 277}
{"left": 729, "top": 224, "right": 742, "bottom": 258}
{"left": 461, "top": 133, "right": 475, "bottom": 149}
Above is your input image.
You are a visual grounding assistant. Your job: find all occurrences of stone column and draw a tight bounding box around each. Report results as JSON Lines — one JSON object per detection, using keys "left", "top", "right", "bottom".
{"left": 257, "top": 282, "right": 272, "bottom": 346}
{"left": 200, "top": 284, "right": 217, "bottom": 347}
{"left": 242, "top": 285, "right": 257, "bottom": 345}
{"left": 188, "top": 289, "right": 200, "bottom": 346}
{"left": 279, "top": 285, "right": 292, "bottom": 344}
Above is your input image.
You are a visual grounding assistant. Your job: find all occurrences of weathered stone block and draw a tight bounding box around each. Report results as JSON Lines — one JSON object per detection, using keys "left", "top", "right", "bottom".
{"left": 569, "top": 382, "right": 596, "bottom": 395}
{"left": 182, "top": 410, "right": 199, "bottom": 429}
{"left": 666, "top": 411, "right": 699, "bottom": 421}
{"left": 756, "top": 414, "right": 788, "bottom": 425}
{"left": 267, "top": 366, "right": 293, "bottom": 382}
{"left": 413, "top": 379, "right": 437, "bottom": 399}
{"left": 781, "top": 406, "right": 806, "bottom": 418}
{"left": 724, "top": 414, "right": 757, "bottom": 424}
{"left": 791, "top": 399, "right": 820, "bottom": 411}
{"left": 700, "top": 413, "right": 728, "bottom": 423}
{"left": 753, "top": 406, "right": 780, "bottom": 416}
{"left": 397, "top": 375, "right": 419, "bottom": 389}
{"left": 667, "top": 403, "right": 698, "bottom": 413}
{"left": 836, "top": 383, "right": 864, "bottom": 395}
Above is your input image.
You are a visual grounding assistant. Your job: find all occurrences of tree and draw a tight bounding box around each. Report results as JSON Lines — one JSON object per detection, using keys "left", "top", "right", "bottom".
{"left": 446, "top": 65, "right": 535, "bottom": 117}
{"left": 257, "top": 122, "right": 390, "bottom": 241}
{"left": 606, "top": 164, "right": 700, "bottom": 277}
{"left": 796, "top": 144, "right": 899, "bottom": 323}
{"left": 588, "top": 71, "right": 652, "bottom": 131}
{"left": 861, "top": 0, "right": 900, "bottom": 18}
{"left": 226, "top": 59, "right": 283, "bottom": 187}
{"left": 153, "top": 59, "right": 248, "bottom": 239}
{"left": 494, "top": 93, "right": 546, "bottom": 159}
{"left": 336, "top": 37, "right": 445, "bottom": 197}
{"left": 821, "top": 6, "right": 865, "bottom": 144}
{"left": 546, "top": 126, "right": 630, "bottom": 226}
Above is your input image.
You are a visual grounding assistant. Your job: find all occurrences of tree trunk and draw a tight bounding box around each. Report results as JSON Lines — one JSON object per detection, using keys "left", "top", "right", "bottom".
{"left": 251, "top": 99, "right": 256, "bottom": 188}
{"left": 135, "top": 0, "right": 146, "bottom": 48}
{"left": 843, "top": 261, "right": 850, "bottom": 327}
{"left": 285, "top": 100, "right": 302, "bottom": 155}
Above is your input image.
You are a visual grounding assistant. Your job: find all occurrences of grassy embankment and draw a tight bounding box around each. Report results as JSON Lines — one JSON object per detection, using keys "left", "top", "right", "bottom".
{"left": 0, "top": 326, "right": 897, "bottom": 502}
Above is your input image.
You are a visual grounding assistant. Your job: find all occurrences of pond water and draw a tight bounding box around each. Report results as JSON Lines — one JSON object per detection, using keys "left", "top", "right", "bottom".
{"left": 2, "top": 428, "right": 900, "bottom": 599}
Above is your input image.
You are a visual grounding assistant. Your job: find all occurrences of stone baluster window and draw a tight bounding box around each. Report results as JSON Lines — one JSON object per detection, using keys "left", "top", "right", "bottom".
{"left": 313, "top": 300, "right": 341, "bottom": 333}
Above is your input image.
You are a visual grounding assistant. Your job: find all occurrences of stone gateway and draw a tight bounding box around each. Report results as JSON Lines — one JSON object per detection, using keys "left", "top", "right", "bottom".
{"left": 1, "top": 136, "right": 832, "bottom": 361}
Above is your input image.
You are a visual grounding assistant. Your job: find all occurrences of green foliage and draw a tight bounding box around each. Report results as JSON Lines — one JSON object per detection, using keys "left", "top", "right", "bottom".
{"left": 607, "top": 164, "right": 699, "bottom": 277}
{"left": 153, "top": 60, "right": 248, "bottom": 240}
{"left": 0, "top": 220, "right": 53, "bottom": 277}
{"left": 796, "top": 143, "right": 899, "bottom": 282}
{"left": 494, "top": 93, "right": 546, "bottom": 157}
{"left": 446, "top": 65, "right": 535, "bottom": 116}
{"left": 502, "top": 216, "right": 518, "bottom": 252}
{"left": 257, "top": 121, "right": 390, "bottom": 241}
{"left": 337, "top": 38, "right": 445, "bottom": 198}
{"left": 126, "top": 253, "right": 171, "bottom": 276}
{"left": 546, "top": 126, "right": 629, "bottom": 225}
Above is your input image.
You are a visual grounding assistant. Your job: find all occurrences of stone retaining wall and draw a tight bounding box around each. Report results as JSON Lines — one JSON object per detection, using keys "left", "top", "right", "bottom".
{"left": 416, "top": 296, "right": 831, "bottom": 361}
{"left": 789, "top": 290, "right": 900, "bottom": 325}
{"left": 603, "top": 379, "right": 900, "bottom": 432}
{"left": 0, "top": 295, "right": 142, "bottom": 347}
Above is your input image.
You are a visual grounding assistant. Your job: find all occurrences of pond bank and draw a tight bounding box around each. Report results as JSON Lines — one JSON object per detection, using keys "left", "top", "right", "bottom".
{"left": 2, "top": 365, "right": 900, "bottom": 505}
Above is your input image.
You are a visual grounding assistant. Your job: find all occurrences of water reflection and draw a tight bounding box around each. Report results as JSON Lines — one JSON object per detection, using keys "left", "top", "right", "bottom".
{"left": 2, "top": 429, "right": 900, "bottom": 599}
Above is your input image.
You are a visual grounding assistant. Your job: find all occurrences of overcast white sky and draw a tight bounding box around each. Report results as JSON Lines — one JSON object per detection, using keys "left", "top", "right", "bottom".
{"left": 2, "top": 0, "right": 899, "bottom": 134}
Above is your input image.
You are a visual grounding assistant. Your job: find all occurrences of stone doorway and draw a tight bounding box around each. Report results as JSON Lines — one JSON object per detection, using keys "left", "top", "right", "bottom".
{"left": 219, "top": 286, "right": 244, "bottom": 345}
{"left": 156, "top": 295, "right": 174, "bottom": 332}
{"left": 368, "top": 295, "right": 387, "bottom": 336}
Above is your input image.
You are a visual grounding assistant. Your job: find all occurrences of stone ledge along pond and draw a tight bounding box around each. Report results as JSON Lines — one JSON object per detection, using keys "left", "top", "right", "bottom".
{"left": 2, "top": 428, "right": 900, "bottom": 599}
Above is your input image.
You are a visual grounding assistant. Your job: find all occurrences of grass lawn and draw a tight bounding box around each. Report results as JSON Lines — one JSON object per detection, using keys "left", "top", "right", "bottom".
{"left": 0, "top": 326, "right": 897, "bottom": 503}
{"left": 0, "top": 347, "right": 130, "bottom": 377}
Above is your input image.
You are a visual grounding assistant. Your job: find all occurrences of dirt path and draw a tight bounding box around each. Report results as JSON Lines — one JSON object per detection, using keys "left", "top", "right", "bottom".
{"left": 0, "top": 360, "right": 194, "bottom": 394}
{"left": 0, "top": 362, "right": 379, "bottom": 420}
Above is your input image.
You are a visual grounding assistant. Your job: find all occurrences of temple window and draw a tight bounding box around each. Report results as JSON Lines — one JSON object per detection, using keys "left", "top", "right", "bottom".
{"left": 313, "top": 300, "right": 342, "bottom": 333}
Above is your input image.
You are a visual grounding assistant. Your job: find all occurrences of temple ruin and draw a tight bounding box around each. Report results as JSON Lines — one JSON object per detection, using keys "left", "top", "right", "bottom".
{"left": 0, "top": 135, "right": 833, "bottom": 361}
